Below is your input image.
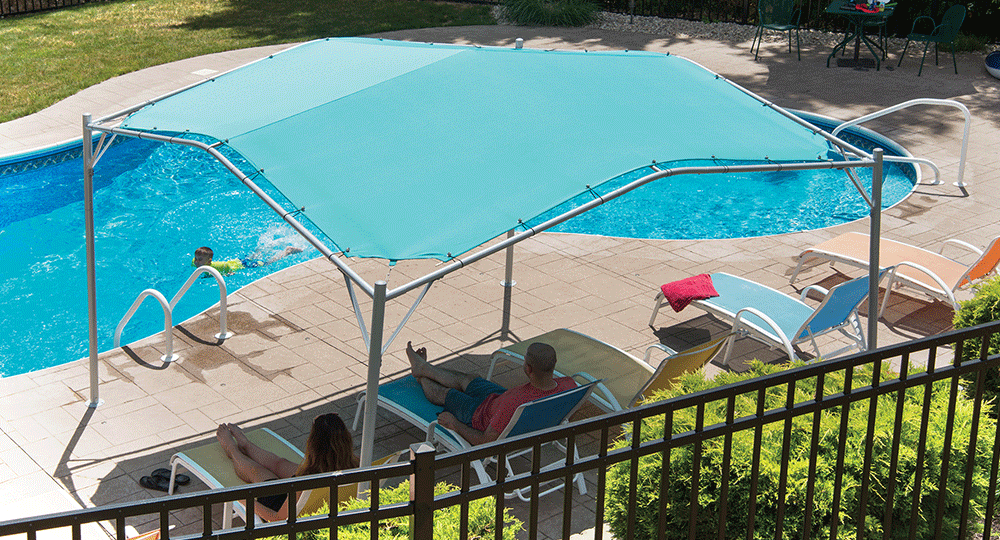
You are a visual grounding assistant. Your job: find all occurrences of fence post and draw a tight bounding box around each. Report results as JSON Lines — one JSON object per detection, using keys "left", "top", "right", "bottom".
{"left": 409, "top": 442, "right": 436, "bottom": 540}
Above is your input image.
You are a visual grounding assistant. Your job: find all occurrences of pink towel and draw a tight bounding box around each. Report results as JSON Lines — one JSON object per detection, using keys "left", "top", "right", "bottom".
{"left": 660, "top": 274, "right": 719, "bottom": 312}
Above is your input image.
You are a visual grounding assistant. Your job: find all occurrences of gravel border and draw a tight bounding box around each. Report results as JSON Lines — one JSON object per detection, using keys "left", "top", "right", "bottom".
{"left": 493, "top": 7, "right": 909, "bottom": 50}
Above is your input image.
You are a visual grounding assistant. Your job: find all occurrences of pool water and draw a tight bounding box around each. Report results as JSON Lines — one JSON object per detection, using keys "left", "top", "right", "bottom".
{"left": 0, "top": 138, "right": 320, "bottom": 378}
{"left": 528, "top": 116, "right": 916, "bottom": 239}
{"left": 0, "top": 115, "right": 915, "bottom": 378}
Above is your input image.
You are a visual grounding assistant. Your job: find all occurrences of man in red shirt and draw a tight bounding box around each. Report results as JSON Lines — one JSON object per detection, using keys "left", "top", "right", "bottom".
{"left": 406, "top": 341, "right": 576, "bottom": 445}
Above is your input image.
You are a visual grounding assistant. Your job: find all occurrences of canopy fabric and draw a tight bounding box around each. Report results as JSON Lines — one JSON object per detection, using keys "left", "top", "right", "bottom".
{"left": 122, "top": 37, "right": 835, "bottom": 261}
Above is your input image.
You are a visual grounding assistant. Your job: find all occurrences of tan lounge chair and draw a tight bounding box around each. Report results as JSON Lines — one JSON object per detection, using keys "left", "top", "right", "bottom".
{"left": 486, "top": 328, "right": 730, "bottom": 412}
{"left": 790, "top": 232, "right": 1000, "bottom": 310}
{"left": 168, "top": 428, "right": 402, "bottom": 527}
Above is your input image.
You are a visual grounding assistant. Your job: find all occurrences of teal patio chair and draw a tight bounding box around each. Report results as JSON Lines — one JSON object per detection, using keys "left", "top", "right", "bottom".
{"left": 751, "top": 0, "right": 801, "bottom": 61}
{"left": 352, "top": 376, "right": 597, "bottom": 501}
{"left": 690, "top": 270, "right": 891, "bottom": 362}
{"left": 897, "top": 4, "right": 966, "bottom": 75}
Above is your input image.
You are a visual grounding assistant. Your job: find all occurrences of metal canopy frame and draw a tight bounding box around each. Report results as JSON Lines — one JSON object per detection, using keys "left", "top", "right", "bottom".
{"left": 80, "top": 44, "right": 894, "bottom": 467}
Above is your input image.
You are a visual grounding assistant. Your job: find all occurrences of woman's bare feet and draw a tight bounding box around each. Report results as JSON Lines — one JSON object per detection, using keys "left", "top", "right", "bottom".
{"left": 216, "top": 424, "right": 239, "bottom": 459}
{"left": 224, "top": 423, "right": 251, "bottom": 450}
{"left": 406, "top": 341, "right": 430, "bottom": 378}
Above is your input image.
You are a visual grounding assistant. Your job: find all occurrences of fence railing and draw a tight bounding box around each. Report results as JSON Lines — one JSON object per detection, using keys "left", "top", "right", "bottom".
{"left": 1, "top": 0, "right": 86, "bottom": 17}
{"left": 2, "top": 320, "right": 999, "bottom": 540}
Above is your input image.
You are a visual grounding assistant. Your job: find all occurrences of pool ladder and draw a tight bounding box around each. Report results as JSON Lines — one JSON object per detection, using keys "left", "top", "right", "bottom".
{"left": 114, "top": 265, "right": 234, "bottom": 362}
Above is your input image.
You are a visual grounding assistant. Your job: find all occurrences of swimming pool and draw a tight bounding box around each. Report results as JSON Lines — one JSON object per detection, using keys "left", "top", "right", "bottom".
{"left": 0, "top": 137, "right": 318, "bottom": 378}
{"left": 0, "top": 113, "right": 915, "bottom": 378}
{"left": 528, "top": 112, "right": 917, "bottom": 239}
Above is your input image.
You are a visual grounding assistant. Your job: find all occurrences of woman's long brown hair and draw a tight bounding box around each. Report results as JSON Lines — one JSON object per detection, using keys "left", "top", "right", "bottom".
{"left": 295, "top": 413, "right": 359, "bottom": 476}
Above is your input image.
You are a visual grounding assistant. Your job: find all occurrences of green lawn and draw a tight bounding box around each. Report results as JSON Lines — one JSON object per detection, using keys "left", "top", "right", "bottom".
{"left": 0, "top": 0, "right": 495, "bottom": 124}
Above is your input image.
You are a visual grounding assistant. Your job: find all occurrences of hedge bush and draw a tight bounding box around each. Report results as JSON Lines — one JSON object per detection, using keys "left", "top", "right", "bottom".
{"left": 954, "top": 275, "right": 1000, "bottom": 410}
{"left": 502, "top": 0, "right": 599, "bottom": 27}
{"left": 262, "top": 482, "right": 522, "bottom": 540}
{"left": 606, "top": 361, "right": 996, "bottom": 540}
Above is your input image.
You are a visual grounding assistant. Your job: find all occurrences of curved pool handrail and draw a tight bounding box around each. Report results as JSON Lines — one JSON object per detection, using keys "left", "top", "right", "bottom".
{"left": 113, "top": 266, "right": 233, "bottom": 363}
{"left": 114, "top": 289, "right": 178, "bottom": 363}
{"left": 831, "top": 98, "right": 971, "bottom": 188}
{"left": 170, "top": 265, "right": 233, "bottom": 340}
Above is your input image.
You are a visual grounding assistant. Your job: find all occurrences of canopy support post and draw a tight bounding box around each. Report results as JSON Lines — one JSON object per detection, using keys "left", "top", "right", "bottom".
{"left": 360, "top": 281, "right": 387, "bottom": 469}
{"left": 867, "top": 149, "right": 883, "bottom": 351}
{"left": 501, "top": 229, "right": 516, "bottom": 342}
{"left": 83, "top": 114, "right": 103, "bottom": 409}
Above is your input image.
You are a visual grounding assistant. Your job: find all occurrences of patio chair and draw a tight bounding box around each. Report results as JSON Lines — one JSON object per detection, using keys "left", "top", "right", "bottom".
{"left": 485, "top": 328, "right": 730, "bottom": 411}
{"left": 351, "top": 378, "right": 597, "bottom": 501}
{"left": 897, "top": 4, "right": 966, "bottom": 75}
{"left": 686, "top": 270, "right": 890, "bottom": 362}
{"left": 790, "top": 232, "right": 1000, "bottom": 310}
{"left": 168, "top": 428, "right": 404, "bottom": 527}
{"left": 750, "top": 0, "right": 801, "bottom": 61}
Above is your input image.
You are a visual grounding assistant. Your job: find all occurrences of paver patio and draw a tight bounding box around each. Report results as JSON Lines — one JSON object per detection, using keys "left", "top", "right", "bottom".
{"left": 1, "top": 22, "right": 998, "bottom": 540}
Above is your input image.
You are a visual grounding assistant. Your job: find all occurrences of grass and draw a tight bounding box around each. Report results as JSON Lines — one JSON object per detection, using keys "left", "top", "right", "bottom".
{"left": 0, "top": 0, "right": 495, "bottom": 124}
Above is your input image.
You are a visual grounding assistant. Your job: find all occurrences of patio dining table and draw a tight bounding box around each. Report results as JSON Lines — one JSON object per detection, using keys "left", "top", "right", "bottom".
{"left": 826, "top": 0, "right": 894, "bottom": 70}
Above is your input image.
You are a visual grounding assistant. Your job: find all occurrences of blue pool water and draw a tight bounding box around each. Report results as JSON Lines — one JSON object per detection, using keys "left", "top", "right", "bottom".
{"left": 528, "top": 115, "right": 917, "bottom": 239}
{"left": 0, "top": 115, "right": 915, "bottom": 377}
{"left": 0, "top": 138, "right": 321, "bottom": 378}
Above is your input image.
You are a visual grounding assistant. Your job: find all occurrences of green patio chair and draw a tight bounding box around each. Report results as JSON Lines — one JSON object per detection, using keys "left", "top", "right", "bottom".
{"left": 897, "top": 4, "right": 966, "bottom": 76}
{"left": 751, "top": 0, "right": 801, "bottom": 61}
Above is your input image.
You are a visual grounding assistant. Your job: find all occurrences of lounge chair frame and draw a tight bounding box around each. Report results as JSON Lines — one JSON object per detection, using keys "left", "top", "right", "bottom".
{"left": 487, "top": 328, "right": 729, "bottom": 412}
{"left": 681, "top": 271, "right": 889, "bottom": 362}
{"left": 790, "top": 232, "right": 1000, "bottom": 310}
{"left": 168, "top": 428, "right": 403, "bottom": 527}
{"left": 351, "top": 378, "right": 596, "bottom": 501}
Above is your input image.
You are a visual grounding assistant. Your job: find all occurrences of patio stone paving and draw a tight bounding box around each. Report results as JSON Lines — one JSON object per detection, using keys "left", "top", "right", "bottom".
{"left": 2, "top": 22, "right": 999, "bottom": 540}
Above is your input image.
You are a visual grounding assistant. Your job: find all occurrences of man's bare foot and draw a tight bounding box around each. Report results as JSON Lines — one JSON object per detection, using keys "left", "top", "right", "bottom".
{"left": 406, "top": 341, "right": 430, "bottom": 378}
{"left": 216, "top": 424, "right": 239, "bottom": 459}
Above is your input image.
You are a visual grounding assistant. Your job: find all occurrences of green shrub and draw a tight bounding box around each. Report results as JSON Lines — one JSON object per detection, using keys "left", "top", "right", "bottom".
{"left": 954, "top": 275, "right": 1000, "bottom": 409}
{"left": 263, "top": 482, "right": 521, "bottom": 540}
{"left": 501, "top": 0, "right": 599, "bottom": 27}
{"left": 606, "top": 361, "right": 996, "bottom": 540}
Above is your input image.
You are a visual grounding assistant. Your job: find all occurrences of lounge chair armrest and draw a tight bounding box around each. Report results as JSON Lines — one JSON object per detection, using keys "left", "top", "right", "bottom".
{"left": 893, "top": 261, "right": 959, "bottom": 309}
{"left": 799, "top": 284, "right": 829, "bottom": 302}
{"left": 570, "top": 372, "right": 621, "bottom": 412}
{"left": 732, "top": 306, "right": 796, "bottom": 361}
{"left": 426, "top": 420, "right": 441, "bottom": 445}
{"left": 643, "top": 343, "right": 678, "bottom": 363}
{"left": 942, "top": 238, "right": 983, "bottom": 256}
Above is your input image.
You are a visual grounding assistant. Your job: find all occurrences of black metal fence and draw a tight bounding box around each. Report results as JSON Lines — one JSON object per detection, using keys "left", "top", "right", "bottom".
{"left": 0, "top": 0, "right": 85, "bottom": 17}
{"left": 2, "top": 320, "right": 999, "bottom": 540}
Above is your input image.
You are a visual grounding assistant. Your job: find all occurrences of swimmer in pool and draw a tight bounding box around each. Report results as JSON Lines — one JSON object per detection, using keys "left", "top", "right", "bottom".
{"left": 192, "top": 245, "right": 303, "bottom": 275}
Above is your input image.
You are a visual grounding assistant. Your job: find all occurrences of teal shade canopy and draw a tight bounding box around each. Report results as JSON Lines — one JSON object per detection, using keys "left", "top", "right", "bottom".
{"left": 122, "top": 38, "right": 834, "bottom": 261}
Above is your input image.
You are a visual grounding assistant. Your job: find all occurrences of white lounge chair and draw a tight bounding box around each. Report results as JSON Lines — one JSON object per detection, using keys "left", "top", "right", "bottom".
{"left": 790, "top": 232, "right": 1000, "bottom": 310}
{"left": 685, "top": 271, "right": 890, "bottom": 362}
{"left": 168, "top": 428, "right": 402, "bottom": 527}
{"left": 486, "top": 328, "right": 729, "bottom": 412}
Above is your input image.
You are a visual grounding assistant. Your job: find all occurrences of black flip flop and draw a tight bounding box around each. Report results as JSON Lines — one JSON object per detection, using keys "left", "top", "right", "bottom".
{"left": 151, "top": 467, "right": 190, "bottom": 486}
{"left": 139, "top": 475, "right": 170, "bottom": 492}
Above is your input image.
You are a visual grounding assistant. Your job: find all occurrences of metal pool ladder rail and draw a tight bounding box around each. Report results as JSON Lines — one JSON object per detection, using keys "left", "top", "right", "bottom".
{"left": 831, "top": 98, "right": 971, "bottom": 189}
{"left": 114, "top": 265, "right": 234, "bottom": 362}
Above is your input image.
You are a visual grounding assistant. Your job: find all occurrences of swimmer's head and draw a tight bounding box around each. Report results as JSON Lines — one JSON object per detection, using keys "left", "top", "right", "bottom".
{"left": 194, "top": 246, "right": 214, "bottom": 267}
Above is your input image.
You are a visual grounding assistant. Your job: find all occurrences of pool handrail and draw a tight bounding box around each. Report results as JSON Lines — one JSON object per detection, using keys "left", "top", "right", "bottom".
{"left": 831, "top": 98, "right": 971, "bottom": 188}
{"left": 113, "top": 265, "right": 232, "bottom": 362}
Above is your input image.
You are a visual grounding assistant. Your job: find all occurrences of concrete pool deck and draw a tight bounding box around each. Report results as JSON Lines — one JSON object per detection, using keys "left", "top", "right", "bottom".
{"left": 1, "top": 23, "right": 999, "bottom": 540}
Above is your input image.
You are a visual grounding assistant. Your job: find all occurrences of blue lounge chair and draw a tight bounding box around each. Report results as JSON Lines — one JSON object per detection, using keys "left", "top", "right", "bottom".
{"left": 352, "top": 377, "right": 596, "bottom": 501}
{"left": 688, "top": 270, "right": 890, "bottom": 363}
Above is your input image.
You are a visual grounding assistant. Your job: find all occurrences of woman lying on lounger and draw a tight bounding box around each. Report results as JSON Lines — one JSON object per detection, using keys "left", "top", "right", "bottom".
{"left": 215, "top": 413, "right": 359, "bottom": 522}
